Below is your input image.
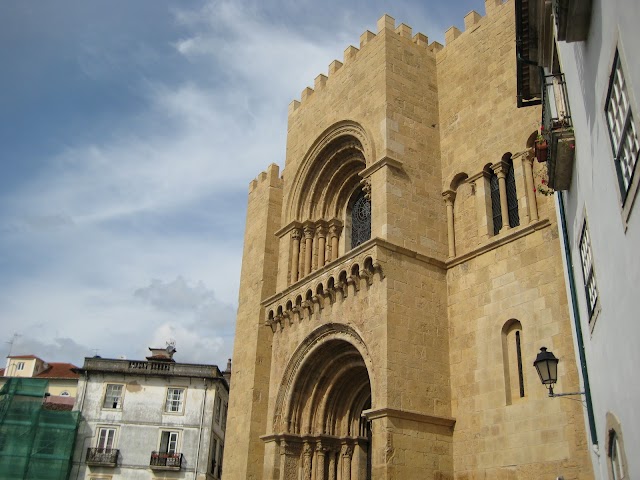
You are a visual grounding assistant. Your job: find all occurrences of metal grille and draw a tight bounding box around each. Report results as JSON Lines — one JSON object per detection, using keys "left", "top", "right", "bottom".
{"left": 351, "top": 191, "right": 371, "bottom": 248}
{"left": 490, "top": 173, "right": 502, "bottom": 234}
{"left": 579, "top": 222, "right": 598, "bottom": 318}
{"left": 506, "top": 161, "right": 520, "bottom": 228}
{"left": 606, "top": 52, "right": 639, "bottom": 199}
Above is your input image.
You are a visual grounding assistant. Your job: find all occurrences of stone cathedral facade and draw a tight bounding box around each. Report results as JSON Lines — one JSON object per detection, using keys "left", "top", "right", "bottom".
{"left": 224, "top": 1, "right": 594, "bottom": 479}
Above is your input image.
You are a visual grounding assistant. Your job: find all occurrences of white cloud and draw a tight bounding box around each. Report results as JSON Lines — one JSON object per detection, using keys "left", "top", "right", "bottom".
{"left": 1, "top": 0, "right": 466, "bottom": 372}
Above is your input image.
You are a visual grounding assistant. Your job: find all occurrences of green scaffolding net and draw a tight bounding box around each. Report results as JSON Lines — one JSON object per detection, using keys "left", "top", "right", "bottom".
{"left": 0, "top": 378, "right": 79, "bottom": 480}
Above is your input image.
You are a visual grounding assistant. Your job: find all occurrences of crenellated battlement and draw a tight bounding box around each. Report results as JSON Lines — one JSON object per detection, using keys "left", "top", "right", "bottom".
{"left": 248, "top": 163, "right": 282, "bottom": 194}
{"left": 288, "top": 0, "right": 510, "bottom": 115}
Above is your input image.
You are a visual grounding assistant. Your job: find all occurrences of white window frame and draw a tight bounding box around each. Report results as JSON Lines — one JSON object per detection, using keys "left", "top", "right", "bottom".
{"left": 221, "top": 402, "right": 227, "bottom": 430}
{"left": 102, "top": 384, "right": 124, "bottom": 410}
{"left": 96, "top": 427, "right": 117, "bottom": 451}
{"left": 214, "top": 395, "right": 222, "bottom": 424}
{"left": 605, "top": 47, "right": 640, "bottom": 223}
{"left": 158, "top": 430, "right": 181, "bottom": 454}
{"left": 578, "top": 220, "right": 599, "bottom": 322}
{"left": 16, "top": 362, "right": 25, "bottom": 371}
{"left": 164, "top": 387, "right": 186, "bottom": 414}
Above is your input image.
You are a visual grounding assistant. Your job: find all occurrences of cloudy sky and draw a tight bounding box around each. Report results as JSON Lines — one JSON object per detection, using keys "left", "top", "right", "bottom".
{"left": 0, "top": 0, "right": 482, "bottom": 368}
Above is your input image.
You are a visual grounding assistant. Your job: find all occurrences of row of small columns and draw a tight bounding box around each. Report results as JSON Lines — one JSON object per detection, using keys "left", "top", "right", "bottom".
{"left": 442, "top": 154, "right": 539, "bottom": 258}
{"left": 281, "top": 440, "right": 356, "bottom": 480}
{"left": 291, "top": 219, "right": 344, "bottom": 284}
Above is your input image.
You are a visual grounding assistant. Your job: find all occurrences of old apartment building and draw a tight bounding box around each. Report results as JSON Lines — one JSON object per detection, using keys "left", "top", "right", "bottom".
{"left": 70, "top": 346, "right": 229, "bottom": 480}
{"left": 224, "top": 1, "right": 594, "bottom": 479}
{"left": 516, "top": 0, "right": 640, "bottom": 478}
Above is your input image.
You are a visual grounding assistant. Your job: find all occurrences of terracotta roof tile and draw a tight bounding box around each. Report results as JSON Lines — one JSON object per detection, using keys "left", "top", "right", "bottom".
{"left": 7, "top": 354, "right": 42, "bottom": 360}
{"left": 35, "top": 363, "right": 79, "bottom": 379}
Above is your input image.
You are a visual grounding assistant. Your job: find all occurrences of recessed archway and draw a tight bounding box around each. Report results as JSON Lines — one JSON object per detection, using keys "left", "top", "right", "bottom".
{"left": 271, "top": 325, "right": 373, "bottom": 480}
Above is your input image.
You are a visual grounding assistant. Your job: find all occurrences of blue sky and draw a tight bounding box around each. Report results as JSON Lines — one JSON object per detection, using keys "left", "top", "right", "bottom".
{"left": 0, "top": 0, "right": 483, "bottom": 367}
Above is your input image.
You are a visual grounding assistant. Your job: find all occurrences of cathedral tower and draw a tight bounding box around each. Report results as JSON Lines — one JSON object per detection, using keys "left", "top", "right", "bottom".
{"left": 224, "top": 2, "right": 593, "bottom": 479}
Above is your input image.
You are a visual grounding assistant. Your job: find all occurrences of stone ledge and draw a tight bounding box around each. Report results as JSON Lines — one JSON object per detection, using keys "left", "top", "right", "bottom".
{"left": 363, "top": 407, "right": 456, "bottom": 429}
{"left": 446, "top": 218, "right": 551, "bottom": 268}
{"left": 359, "top": 155, "right": 404, "bottom": 178}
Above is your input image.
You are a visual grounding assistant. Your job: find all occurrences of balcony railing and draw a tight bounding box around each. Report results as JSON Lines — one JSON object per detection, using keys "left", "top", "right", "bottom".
{"left": 86, "top": 447, "right": 119, "bottom": 467}
{"left": 150, "top": 452, "right": 183, "bottom": 471}
{"left": 541, "top": 72, "right": 575, "bottom": 190}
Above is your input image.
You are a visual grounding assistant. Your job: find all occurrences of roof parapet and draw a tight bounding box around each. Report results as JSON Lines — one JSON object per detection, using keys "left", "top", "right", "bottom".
{"left": 377, "top": 14, "right": 395, "bottom": 33}
{"left": 288, "top": 3, "right": 510, "bottom": 114}
{"left": 249, "top": 163, "right": 282, "bottom": 193}
{"left": 359, "top": 30, "right": 376, "bottom": 48}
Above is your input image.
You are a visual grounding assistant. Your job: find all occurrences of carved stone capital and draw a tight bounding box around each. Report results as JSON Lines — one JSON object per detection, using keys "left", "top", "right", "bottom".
{"left": 341, "top": 444, "right": 354, "bottom": 458}
{"left": 291, "top": 228, "right": 302, "bottom": 241}
{"left": 442, "top": 189, "right": 456, "bottom": 205}
{"left": 328, "top": 219, "right": 343, "bottom": 237}
{"left": 491, "top": 160, "right": 510, "bottom": 178}
{"left": 361, "top": 178, "right": 372, "bottom": 200}
{"left": 315, "top": 220, "right": 328, "bottom": 238}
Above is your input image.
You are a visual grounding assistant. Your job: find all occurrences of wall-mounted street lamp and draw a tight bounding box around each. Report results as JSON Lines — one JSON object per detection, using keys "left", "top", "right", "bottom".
{"left": 533, "top": 347, "right": 585, "bottom": 398}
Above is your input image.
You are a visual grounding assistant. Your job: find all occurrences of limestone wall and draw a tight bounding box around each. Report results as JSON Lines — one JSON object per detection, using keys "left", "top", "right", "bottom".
{"left": 224, "top": 164, "right": 283, "bottom": 480}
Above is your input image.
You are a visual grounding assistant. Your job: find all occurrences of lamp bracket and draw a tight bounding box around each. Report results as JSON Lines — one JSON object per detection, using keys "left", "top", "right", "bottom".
{"left": 549, "top": 391, "right": 585, "bottom": 398}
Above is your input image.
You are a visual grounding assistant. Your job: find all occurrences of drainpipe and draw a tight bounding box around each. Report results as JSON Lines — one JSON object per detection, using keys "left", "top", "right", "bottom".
{"left": 194, "top": 379, "right": 208, "bottom": 479}
{"left": 557, "top": 192, "right": 598, "bottom": 446}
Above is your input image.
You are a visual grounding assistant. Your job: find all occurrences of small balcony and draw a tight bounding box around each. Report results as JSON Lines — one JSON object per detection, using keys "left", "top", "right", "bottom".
{"left": 541, "top": 72, "right": 575, "bottom": 190}
{"left": 86, "top": 447, "right": 119, "bottom": 467}
{"left": 553, "top": 0, "right": 592, "bottom": 43}
{"left": 150, "top": 452, "right": 183, "bottom": 471}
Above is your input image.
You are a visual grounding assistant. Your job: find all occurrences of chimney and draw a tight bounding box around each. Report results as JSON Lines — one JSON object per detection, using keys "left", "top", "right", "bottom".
{"left": 146, "top": 343, "right": 176, "bottom": 362}
{"left": 223, "top": 358, "right": 232, "bottom": 385}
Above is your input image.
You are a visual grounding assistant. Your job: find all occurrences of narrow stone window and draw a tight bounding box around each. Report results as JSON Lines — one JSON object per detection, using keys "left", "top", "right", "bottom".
{"left": 502, "top": 320, "right": 525, "bottom": 405}
{"left": 490, "top": 171, "right": 502, "bottom": 234}
{"left": 506, "top": 160, "right": 520, "bottom": 228}
{"left": 350, "top": 190, "right": 371, "bottom": 249}
{"left": 515, "top": 331, "right": 524, "bottom": 398}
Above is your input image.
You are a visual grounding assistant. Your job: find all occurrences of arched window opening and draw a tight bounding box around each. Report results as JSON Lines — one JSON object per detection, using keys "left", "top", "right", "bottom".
{"left": 502, "top": 320, "right": 525, "bottom": 405}
{"left": 350, "top": 190, "right": 371, "bottom": 249}
{"left": 506, "top": 160, "right": 520, "bottom": 228}
{"left": 490, "top": 171, "right": 502, "bottom": 235}
{"left": 609, "top": 431, "right": 624, "bottom": 480}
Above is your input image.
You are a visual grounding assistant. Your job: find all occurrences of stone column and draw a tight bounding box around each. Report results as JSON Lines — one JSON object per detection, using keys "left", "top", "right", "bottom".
{"left": 442, "top": 190, "right": 456, "bottom": 258}
{"left": 291, "top": 228, "right": 302, "bottom": 283}
{"left": 315, "top": 443, "right": 327, "bottom": 480}
{"left": 328, "top": 450, "right": 337, "bottom": 480}
{"left": 523, "top": 153, "right": 539, "bottom": 222}
{"left": 341, "top": 445, "right": 353, "bottom": 480}
{"left": 279, "top": 441, "right": 300, "bottom": 480}
{"left": 302, "top": 443, "right": 313, "bottom": 480}
{"left": 328, "top": 220, "right": 343, "bottom": 262}
{"left": 492, "top": 161, "right": 511, "bottom": 231}
{"left": 316, "top": 222, "right": 327, "bottom": 269}
{"left": 303, "top": 222, "right": 315, "bottom": 277}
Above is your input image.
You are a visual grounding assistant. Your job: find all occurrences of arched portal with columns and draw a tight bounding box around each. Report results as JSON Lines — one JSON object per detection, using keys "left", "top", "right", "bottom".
{"left": 267, "top": 325, "right": 374, "bottom": 480}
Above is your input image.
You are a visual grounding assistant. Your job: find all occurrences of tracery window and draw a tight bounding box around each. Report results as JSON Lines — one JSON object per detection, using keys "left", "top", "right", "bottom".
{"left": 351, "top": 190, "right": 371, "bottom": 249}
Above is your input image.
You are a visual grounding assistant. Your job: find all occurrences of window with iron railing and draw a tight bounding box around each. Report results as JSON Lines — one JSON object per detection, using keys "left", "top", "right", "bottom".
{"left": 606, "top": 51, "right": 639, "bottom": 203}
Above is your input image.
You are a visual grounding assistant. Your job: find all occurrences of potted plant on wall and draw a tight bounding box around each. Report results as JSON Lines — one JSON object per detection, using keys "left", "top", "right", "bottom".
{"left": 533, "top": 161, "right": 554, "bottom": 196}
{"left": 535, "top": 128, "right": 549, "bottom": 163}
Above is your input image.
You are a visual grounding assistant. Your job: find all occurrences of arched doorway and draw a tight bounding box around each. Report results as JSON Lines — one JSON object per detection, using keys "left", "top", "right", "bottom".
{"left": 274, "top": 333, "right": 373, "bottom": 480}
